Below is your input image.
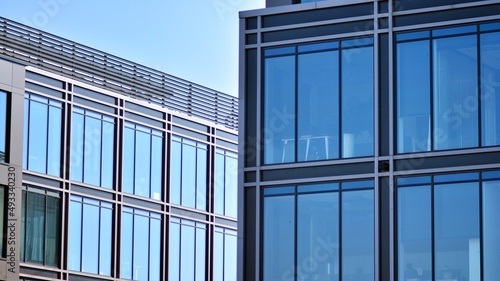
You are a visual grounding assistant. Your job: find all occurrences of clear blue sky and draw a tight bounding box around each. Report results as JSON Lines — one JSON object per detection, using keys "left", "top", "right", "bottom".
{"left": 1, "top": 0, "right": 265, "bottom": 96}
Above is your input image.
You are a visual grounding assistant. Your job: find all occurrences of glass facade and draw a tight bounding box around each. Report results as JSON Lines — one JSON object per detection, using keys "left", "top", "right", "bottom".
{"left": 121, "top": 207, "right": 161, "bottom": 281}
{"left": 169, "top": 218, "right": 206, "bottom": 281}
{"left": 123, "top": 122, "right": 163, "bottom": 200}
{"left": 262, "top": 181, "right": 374, "bottom": 281}
{"left": 0, "top": 91, "right": 6, "bottom": 162}
{"left": 215, "top": 149, "right": 238, "bottom": 218}
{"left": 214, "top": 227, "right": 237, "bottom": 281}
{"left": 397, "top": 172, "right": 500, "bottom": 281}
{"left": 396, "top": 23, "right": 500, "bottom": 153}
{"left": 170, "top": 136, "right": 208, "bottom": 210}
{"left": 23, "top": 93, "right": 62, "bottom": 176}
{"left": 69, "top": 196, "right": 112, "bottom": 275}
{"left": 263, "top": 39, "right": 374, "bottom": 164}
{"left": 20, "top": 186, "right": 60, "bottom": 267}
{"left": 0, "top": 185, "right": 5, "bottom": 257}
{"left": 71, "top": 107, "right": 115, "bottom": 188}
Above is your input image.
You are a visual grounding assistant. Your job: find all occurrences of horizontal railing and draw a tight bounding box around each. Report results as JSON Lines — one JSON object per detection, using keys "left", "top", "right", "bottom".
{"left": 0, "top": 17, "right": 238, "bottom": 130}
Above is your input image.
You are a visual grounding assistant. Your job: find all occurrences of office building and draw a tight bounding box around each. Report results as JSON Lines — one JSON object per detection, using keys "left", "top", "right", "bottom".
{"left": 238, "top": 0, "right": 500, "bottom": 280}
{"left": 0, "top": 17, "right": 238, "bottom": 281}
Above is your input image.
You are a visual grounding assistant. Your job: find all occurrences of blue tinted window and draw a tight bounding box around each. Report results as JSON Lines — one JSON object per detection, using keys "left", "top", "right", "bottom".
{"left": 483, "top": 180, "right": 500, "bottom": 281}
{"left": 71, "top": 107, "right": 115, "bottom": 188}
{"left": 481, "top": 31, "right": 500, "bottom": 147}
{"left": 123, "top": 122, "right": 163, "bottom": 200}
{"left": 170, "top": 137, "right": 207, "bottom": 210}
{"left": 214, "top": 228, "right": 237, "bottom": 281}
{"left": 69, "top": 196, "right": 112, "bottom": 276}
{"left": 263, "top": 39, "right": 374, "bottom": 164}
{"left": 0, "top": 91, "right": 6, "bottom": 162}
{"left": 24, "top": 94, "right": 62, "bottom": 176}
{"left": 21, "top": 188, "right": 60, "bottom": 267}
{"left": 215, "top": 149, "right": 238, "bottom": 218}
{"left": 169, "top": 218, "right": 206, "bottom": 281}
{"left": 121, "top": 208, "right": 161, "bottom": 281}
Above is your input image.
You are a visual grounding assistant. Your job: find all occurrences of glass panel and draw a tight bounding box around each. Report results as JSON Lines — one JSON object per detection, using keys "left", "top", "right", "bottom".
{"left": 196, "top": 148, "right": 207, "bottom": 210}
{"left": 434, "top": 172, "right": 479, "bottom": 183}
{"left": 45, "top": 196, "right": 59, "bottom": 267}
{"left": 214, "top": 231, "right": 224, "bottom": 281}
{"left": 182, "top": 144, "right": 196, "bottom": 208}
{"left": 195, "top": 227, "right": 206, "bottom": 281}
{"left": 481, "top": 32, "right": 500, "bottom": 146}
{"left": 434, "top": 182, "right": 479, "bottom": 281}
{"left": 432, "top": 25, "right": 476, "bottom": 37}
{"left": 224, "top": 234, "right": 237, "bottom": 281}
{"left": 100, "top": 207, "right": 112, "bottom": 276}
{"left": 433, "top": 35, "right": 478, "bottom": 150}
{"left": 123, "top": 127, "right": 135, "bottom": 194}
{"left": 297, "top": 192, "right": 339, "bottom": 281}
{"left": 0, "top": 91, "right": 6, "bottom": 162}
{"left": 264, "top": 55, "right": 296, "bottom": 164}
{"left": 47, "top": 106, "right": 61, "bottom": 176}
{"left": 169, "top": 222, "right": 180, "bottom": 281}
{"left": 150, "top": 218, "right": 161, "bottom": 281}
{"left": 20, "top": 190, "right": 26, "bottom": 261}
{"left": 134, "top": 214, "right": 149, "bottom": 281}
{"left": 397, "top": 40, "right": 431, "bottom": 153}
{"left": 181, "top": 224, "right": 195, "bottom": 281}
{"left": 84, "top": 116, "right": 102, "bottom": 187}
{"left": 135, "top": 131, "right": 151, "bottom": 198}
{"left": 170, "top": 141, "right": 181, "bottom": 205}
{"left": 215, "top": 153, "right": 225, "bottom": 215}
{"left": 225, "top": 155, "right": 237, "bottom": 217}
{"left": 398, "top": 186, "right": 432, "bottom": 281}
{"left": 341, "top": 46, "right": 374, "bottom": 157}
{"left": 82, "top": 203, "right": 99, "bottom": 273}
{"left": 121, "top": 211, "right": 133, "bottom": 279}
{"left": 28, "top": 101, "right": 48, "bottom": 173}
{"left": 25, "top": 192, "right": 45, "bottom": 264}
{"left": 71, "top": 113, "right": 84, "bottom": 182}
{"left": 298, "top": 50, "right": 339, "bottom": 161}
{"left": 342, "top": 190, "right": 374, "bottom": 281}
{"left": 483, "top": 180, "right": 500, "bottom": 281}
{"left": 23, "top": 98, "right": 29, "bottom": 168}
{"left": 69, "top": 200, "right": 82, "bottom": 270}
{"left": 151, "top": 136, "right": 162, "bottom": 200}
{"left": 298, "top": 41, "right": 338, "bottom": 52}
{"left": 101, "top": 121, "right": 114, "bottom": 189}
{"left": 263, "top": 195, "right": 295, "bottom": 280}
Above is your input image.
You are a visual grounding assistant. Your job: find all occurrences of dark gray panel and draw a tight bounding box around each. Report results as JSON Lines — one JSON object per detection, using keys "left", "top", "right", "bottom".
{"left": 394, "top": 4, "right": 500, "bottom": 27}
{"left": 73, "top": 96, "right": 115, "bottom": 114}
{"left": 379, "top": 177, "right": 391, "bottom": 281}
{"left": 172, "top": 126, "right": 208, "bottom": 142}
{"left": 245, "top": 172, "right": 257, "bottom": 183}
{"left": 23, "top": 173, "right": 61, "bottom": 188}
{"left": 125, "top": 101, "right": 164, "bottom": 119}
{"left": 26, "top": 82, "right": 64, "bottom": 99}
{"left": 71, "top": 184, "right": 114, "bottom": 200}
{"left": 123, "top": 196, "right": 163, "bottom": 211}
{"left": 216, "top": 139, "right": 238, "bottom": 151}
{"left": 246, "top": 17, "right": 258, "bottom": 30}
{"left": 394, "top": 0, "right": 487, "bottom": 11}
{"left": 125, "top": 112, "right": 164, "bottom": 129}
{"left": 214, "top": 217, "right": 238, "bottom": 228}
{"left": 262, "top": 4, "right": 373, "bottom": 28}
{"left": 73, "top": 85, "right": 116, "bottom": 105}
{"left": 216, "top": 129, "right": 238, "bottom": 142}
{"left": 266, "top": 0, "right": 294, "bottom": 7}
{"left": 69, "top": 274, "right": 108, "bottom": 281}
{"left": 244, "top": 187, "right": 256, "bottom": 281}
{"left": 244, "top": 49, "right": 257, "bottom": 168}
{"left": 379, "top": 33, "right": 390, "bottom": 156}
{"left": 171, "top": 207, "right": 207, "bottom": 221}
{"left": 26, "top": 71, "right": 64, "bottom": 88}
{"left": 172, "top": 116, "right": 208, "bottom": 133}
{"left": 261, "top": 162, "right": 374, "bottom": 181}
{"left": 395, "top": 151, "right": 500, "bottom": 172}
{"left": 20, "top": 267, "right": 59, "bottom": 279}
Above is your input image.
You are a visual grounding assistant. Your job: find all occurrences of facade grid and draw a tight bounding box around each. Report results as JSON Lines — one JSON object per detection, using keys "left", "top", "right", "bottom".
{"left": 0, "top": 18, "right": 238, "bottom": 281}
{"left": 239, "top": 0, "right": 500, "bottom": 281}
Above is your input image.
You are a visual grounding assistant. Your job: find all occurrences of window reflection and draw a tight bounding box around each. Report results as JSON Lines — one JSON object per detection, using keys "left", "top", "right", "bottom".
{"left": 123, "top": 122, "right": 163, "bottom": 200}
{"left": 23, "top": 93, "right": 62, "bottom": 176}
{"left": 263, "top": 39, "right": 374, "bottom": 164}
{"left": 68, "top": 196, "right": 112, "bottom": 276}
{"left": 215, "top": 149, "right": 238, "bottom": 218}
{"left": 263, "top": 181, "right": 374, "bottom": 281}
{"left": 214, "top": 227, "right": 237, "bottom": 281}
{"left": 169, "top": 218, "right": 206, "bottom": 281}
{"left": 170, "top": 136, "right": 208, "bottom": 210}
{"left": 481, "top": 32, "right": 500, "bottom": 147}
{"left": 71, "top": 107, "right": 115, "bottom": 189}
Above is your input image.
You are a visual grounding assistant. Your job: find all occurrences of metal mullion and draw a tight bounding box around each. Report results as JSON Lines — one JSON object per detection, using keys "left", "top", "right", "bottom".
{"left": 149, "top": 132, "right": 153, "bottom": 199}
{"left": 26, "top": 97, "right": 30, "bottom": 169}
{"left": 180, "top": 141, "right": 184, "bottom": 206}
